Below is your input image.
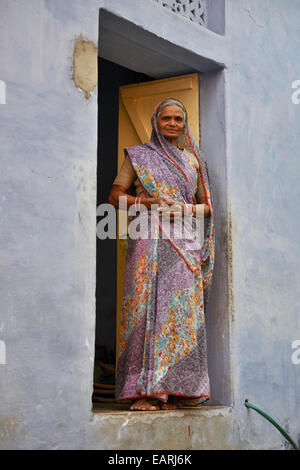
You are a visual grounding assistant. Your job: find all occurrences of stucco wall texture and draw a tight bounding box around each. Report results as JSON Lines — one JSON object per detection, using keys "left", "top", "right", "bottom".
{"left": 0, "top": 0, "right": 299, "bottom": 450}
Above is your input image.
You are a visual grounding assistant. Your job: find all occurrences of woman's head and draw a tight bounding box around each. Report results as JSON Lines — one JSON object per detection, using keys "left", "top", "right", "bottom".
{"left": 154, "top": 99, "right": 187, "bottom": 146}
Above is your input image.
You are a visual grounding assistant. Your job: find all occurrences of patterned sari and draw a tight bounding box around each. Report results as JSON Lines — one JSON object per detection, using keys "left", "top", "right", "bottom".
{"left": 115, "top": 102, "right": 215, "bottom": 406}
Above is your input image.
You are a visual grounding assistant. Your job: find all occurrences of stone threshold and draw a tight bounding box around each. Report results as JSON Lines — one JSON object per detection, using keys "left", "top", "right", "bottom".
{"left": 92, "top": 404, "right": 232, "bottom": 418}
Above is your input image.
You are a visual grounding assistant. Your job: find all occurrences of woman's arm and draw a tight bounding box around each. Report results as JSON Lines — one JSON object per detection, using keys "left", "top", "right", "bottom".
{"left": 108, "top": 155, "right": 210, "bottom": 217}
{"left": 108, "top": 184, "right": 136, "bottom": 208}
{"left": 109, "top": 155, "right": 173, "bottom": 210}
{"left": 108, "top": 184, "right": 172, "bottom": 210}
{"left": 192, "top": 200, "right": 210, "bottom": 218}
{"left": 193, "top": 171, "right": 211, "bottom": 218}
{"left": 181, "top": 151, "right": 211, "bottom": 218}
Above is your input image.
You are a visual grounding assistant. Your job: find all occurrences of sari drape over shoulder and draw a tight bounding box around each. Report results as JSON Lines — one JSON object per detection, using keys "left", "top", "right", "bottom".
{"left": 115, "top": 104, "right": 215, "bottom": 406}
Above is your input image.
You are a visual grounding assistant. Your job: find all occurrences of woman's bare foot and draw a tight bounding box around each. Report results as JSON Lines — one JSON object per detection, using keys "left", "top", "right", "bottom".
{"left": 130, "top": 398, "right": 160, "bottom": 411}
{"left": 160, "top": 396, "right": 179, "bottom": 410}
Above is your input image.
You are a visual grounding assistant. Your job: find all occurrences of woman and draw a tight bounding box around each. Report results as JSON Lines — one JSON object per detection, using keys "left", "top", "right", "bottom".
{"left": 108, "top": 98, "right": 215, "bottom": 410}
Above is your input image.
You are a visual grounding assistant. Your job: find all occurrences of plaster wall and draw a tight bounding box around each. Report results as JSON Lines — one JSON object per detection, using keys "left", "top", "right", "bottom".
{"left": 225, "top": 0, "right": 300, "bottom": 448}
{"left": 0, "top": 0, "right": 299, "bottom": 450}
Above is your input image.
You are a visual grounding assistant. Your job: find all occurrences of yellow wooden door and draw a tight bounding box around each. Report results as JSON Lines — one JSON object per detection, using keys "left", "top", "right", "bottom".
{"left": 115, "top": 73, "right": 200, "bottom": 368}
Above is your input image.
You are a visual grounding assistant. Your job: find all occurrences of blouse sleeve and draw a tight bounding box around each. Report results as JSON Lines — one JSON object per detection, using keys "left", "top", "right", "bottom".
{"left": 112, "top": 155, "right": 137, "bottom": 190}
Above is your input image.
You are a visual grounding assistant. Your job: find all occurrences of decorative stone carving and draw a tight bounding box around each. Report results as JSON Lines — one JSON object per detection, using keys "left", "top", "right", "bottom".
{"left": 152, "top": 0, "right": 208, "bottom": 26}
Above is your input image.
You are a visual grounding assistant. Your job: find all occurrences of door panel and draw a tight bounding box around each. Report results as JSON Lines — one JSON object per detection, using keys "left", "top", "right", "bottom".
{"left": 115, "top": 73, "right": 200, "bottom": 367}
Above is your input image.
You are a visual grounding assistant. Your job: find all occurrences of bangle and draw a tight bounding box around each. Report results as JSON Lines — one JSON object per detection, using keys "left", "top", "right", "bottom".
{"left": 134, "top": 197, "right": 141, "bottom": 211}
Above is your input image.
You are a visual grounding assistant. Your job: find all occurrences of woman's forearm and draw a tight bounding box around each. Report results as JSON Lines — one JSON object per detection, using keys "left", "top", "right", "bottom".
{"left": 108, "top": 187, "right": 135, "bottom": 209}
{"left": 108, "top": 185, "right": 163, "bottom": 211}
{"left": 109, "top": 186, "right": 211, "bottom": 218}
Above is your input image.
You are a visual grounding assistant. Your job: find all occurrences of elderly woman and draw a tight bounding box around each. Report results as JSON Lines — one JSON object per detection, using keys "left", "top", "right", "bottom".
{"left": 108, "top": 98, "right": 215, "bottom": 411}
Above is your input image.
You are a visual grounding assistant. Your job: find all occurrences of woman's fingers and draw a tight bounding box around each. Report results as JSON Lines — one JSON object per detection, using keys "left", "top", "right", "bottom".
{"left": 158, "top": 203, "right": 183, "bottom": 213}
{"left": 159, "top": 210, "right": 183, "bottom": 220}
{"left": 158, "top": 197, "right": 175, "bottom": 206}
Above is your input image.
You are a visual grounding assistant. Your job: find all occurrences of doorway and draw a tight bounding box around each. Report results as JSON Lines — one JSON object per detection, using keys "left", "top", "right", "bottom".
{"left": 94, "top": 9, "right": 231, "bottom": 410}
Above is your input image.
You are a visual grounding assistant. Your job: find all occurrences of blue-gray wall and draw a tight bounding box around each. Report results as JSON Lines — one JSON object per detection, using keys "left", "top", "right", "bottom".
{"left": 0, "top": 0, "right": 299, "bottom": 450}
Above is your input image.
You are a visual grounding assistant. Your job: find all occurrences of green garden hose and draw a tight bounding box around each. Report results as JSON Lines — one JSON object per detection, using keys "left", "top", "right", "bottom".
{"left": 245, "top": 399, "right": 298, "bottom": 450}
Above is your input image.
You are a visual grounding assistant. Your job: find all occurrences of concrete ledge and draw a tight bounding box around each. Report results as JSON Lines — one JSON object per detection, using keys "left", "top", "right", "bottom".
{"left": 89, "top": 406, "right": 233, "bottom": 450}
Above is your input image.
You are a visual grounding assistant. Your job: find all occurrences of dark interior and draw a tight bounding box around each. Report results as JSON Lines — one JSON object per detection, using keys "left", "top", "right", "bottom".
{"left": 94, "top": 57, "right": 151, "bottom": 405}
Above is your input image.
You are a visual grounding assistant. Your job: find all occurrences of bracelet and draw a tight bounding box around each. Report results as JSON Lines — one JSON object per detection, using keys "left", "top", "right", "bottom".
{"left": 134, "top": 197, "right": 141, "bottom": 211}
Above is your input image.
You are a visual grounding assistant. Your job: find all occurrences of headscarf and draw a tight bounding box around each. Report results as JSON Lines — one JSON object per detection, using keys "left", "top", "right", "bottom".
{"left": 150, "top": 99, "right": 213, "bottom": 209}
{"left": 150, "top": 98, "right": 215, "bottom": 302}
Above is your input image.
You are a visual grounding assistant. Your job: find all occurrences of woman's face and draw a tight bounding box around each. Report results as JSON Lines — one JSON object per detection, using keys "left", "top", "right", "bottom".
{"left": 157, "top": 105, "right": 185, "bottom": 143}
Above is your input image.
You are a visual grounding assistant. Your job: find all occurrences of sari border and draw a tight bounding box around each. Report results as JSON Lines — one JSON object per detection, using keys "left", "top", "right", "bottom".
{"left": 118, "top": 392, "right": 210, "bottom": 401}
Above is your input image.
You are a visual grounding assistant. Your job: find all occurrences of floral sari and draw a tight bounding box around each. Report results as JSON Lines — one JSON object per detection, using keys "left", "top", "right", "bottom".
{"left": 115, "top": 103, "right": 215, "bottom": 406}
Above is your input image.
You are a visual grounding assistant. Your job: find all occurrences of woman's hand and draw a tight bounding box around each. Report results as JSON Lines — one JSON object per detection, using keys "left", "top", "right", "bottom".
{"left": 141, "top": 196, "right": 175, "bottom": 210}
{"left": 155, "top": 199, "right": 185, "bottom": 220}
{"left": 140, "top": 197, "right": 183, "bottom": 220}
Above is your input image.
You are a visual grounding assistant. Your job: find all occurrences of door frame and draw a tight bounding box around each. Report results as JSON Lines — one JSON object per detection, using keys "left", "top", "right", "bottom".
{"left": 98, "top": 8, "right": 231, "bottom": 407}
